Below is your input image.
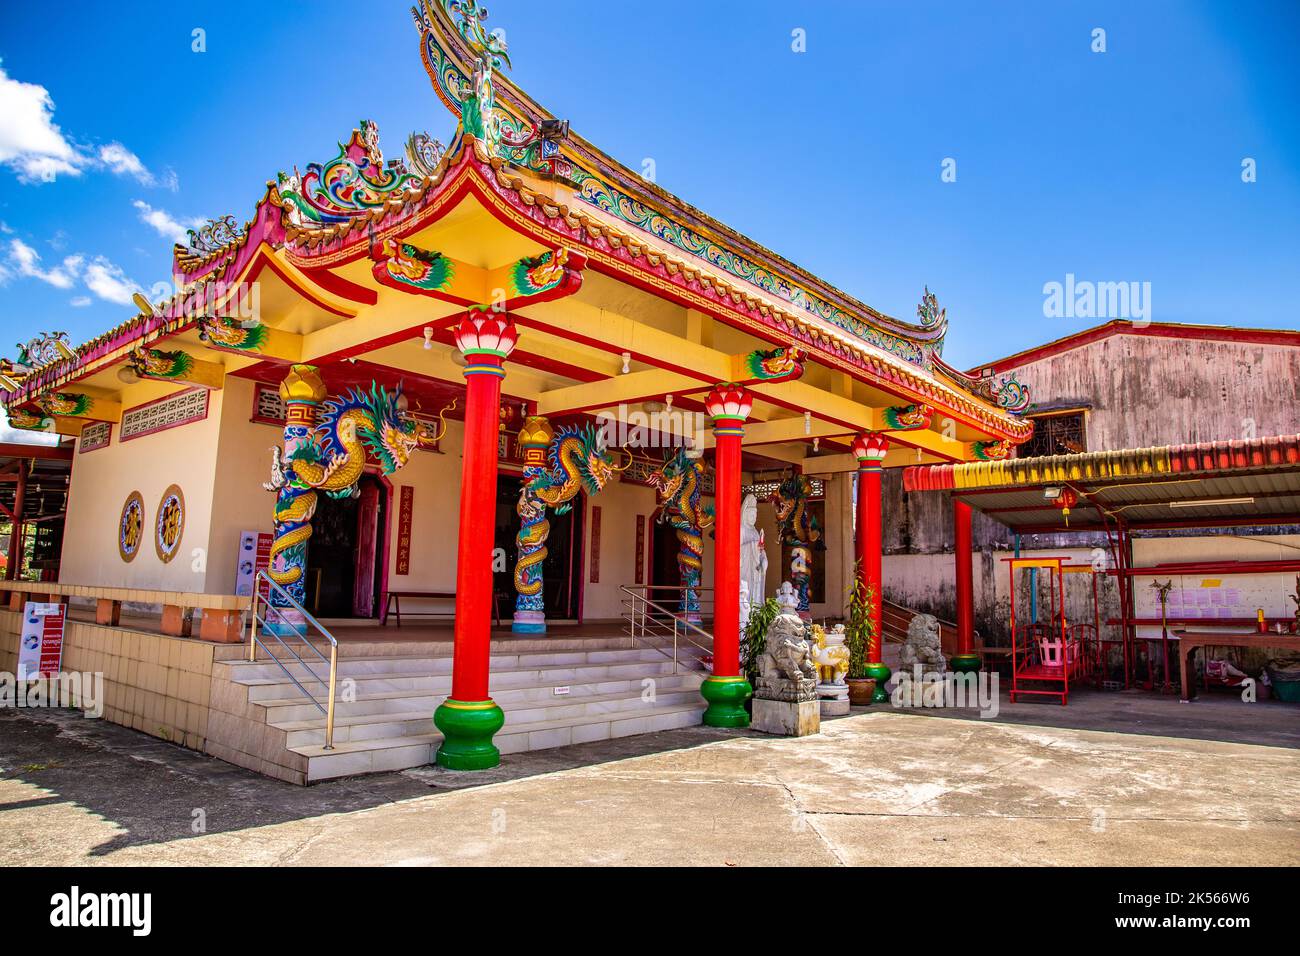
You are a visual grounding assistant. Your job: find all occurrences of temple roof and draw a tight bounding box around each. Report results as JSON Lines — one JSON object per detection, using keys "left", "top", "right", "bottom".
{"left": 1, "top": 0, "right": 1033, "bottom": 449}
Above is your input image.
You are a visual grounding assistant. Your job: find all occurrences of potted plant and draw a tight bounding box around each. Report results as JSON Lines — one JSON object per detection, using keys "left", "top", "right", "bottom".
{"left": 741, "top": 597, "right": 781, "bottom": 713}
{"left": 843, "top": 568, "right": 878, "bottom": 706}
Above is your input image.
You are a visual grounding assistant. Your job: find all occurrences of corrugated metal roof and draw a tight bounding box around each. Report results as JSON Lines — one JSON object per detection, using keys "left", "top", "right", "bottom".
{"left": 902, "top": 434, "right": 1300, "bottom": 531}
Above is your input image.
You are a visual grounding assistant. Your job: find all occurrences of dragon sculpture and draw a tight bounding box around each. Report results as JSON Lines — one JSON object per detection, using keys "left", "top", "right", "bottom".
{"left": 197, "top": 316, "right": 268, "bottom": 352}
{"left": 128, "top": 348, "right": 194, "bottom": 380}
{"left": 650, "top": 448, "right": 715, "bottom": 623}
{"left": 263, "top": 384, "right": 452, "bottom": 595}
{"left": 740, "top": 345, "right": 805, "bottom": 383}
{"left": 773, "top": 473, "right": 822, "bottom": 620}
{"left": 513, "top": 423, "right": 625, "bottom": 619}
{"left": 524, "top": 423, "right": 625, "bottom": 513}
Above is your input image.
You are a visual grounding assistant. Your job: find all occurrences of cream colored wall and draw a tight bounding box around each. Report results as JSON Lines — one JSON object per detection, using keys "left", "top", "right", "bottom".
{"left": 61, "top": 383, "right": 223, "bottom": 592}
{"left": 384, "top": 420, "right": 465, "bottom": 592}
{"left": 580, "top": 479, "right": 663, "bottom": 620}
{"left": 205, "top": 377, "right": 281, "bottom": 593}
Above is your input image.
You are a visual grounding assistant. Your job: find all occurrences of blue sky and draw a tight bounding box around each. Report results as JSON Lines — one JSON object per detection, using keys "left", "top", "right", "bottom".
{"left": 1, "top": 0, "right": 1296, "bottom": 390}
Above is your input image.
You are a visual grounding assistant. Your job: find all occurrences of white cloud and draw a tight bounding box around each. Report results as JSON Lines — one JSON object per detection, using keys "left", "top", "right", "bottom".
{"left": 2, "top": 238, "right": 141, "bottom": 305}
{"left": 8, "top": 238, "right": 83, "bottom": 289}
{"left": 69, "top": 295, "right": 91, "bottom": 307}
{"left": 0, "top": 65, "right": 176, "bottom": 188}
{"left": 133, "top": 199, "right": 202, "bottom": 244}
{"left": 83, "top": 256, "right": 141, "bottom": 305}
{"left": 0, "top": 64, "right": 86, "bottom": 183}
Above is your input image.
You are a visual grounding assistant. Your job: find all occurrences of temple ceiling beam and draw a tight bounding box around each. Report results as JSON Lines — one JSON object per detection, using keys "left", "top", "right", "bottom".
{"left": 535, "top": 368, "right": 701, "bottom": 416}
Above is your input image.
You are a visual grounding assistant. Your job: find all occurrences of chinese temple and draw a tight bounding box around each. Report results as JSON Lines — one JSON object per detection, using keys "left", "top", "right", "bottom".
{"left": 0, "top": 1, "right": 1034, "bottom": 779}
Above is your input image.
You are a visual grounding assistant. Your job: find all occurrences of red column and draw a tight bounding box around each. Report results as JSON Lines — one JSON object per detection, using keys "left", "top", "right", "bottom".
{"left": 851, "top": 433, "right": 890, "bottom": 701}
{"left": 699, "top": 384, "right": 753, "bottom": 727}
{"left": 449, "top": 356, "right": 504, "bottom": 700}
{"left": 951, "top": 497, "right": 980, "bottom": 672}
{"left": 4, "top": 462, "right": 27, "bottom": 581}
{"left": 433, "top": 311, "right": 518, "bottom": 770}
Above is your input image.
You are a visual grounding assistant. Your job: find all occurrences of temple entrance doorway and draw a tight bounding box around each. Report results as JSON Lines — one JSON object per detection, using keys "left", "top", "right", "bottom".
{"left": 650, "top": 520, "right": 681, "bottom": 598}
{"left": 305, "top": 473, "right": 388, "bottom": 619}
{"left": 494, "top": 475, "right": 584, "bottom": 623}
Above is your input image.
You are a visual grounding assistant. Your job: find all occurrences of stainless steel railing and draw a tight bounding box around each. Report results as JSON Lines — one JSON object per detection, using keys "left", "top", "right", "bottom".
{"left": 619, "top": 584, "right": 714, "bottom": 674}
{"left": 246, "top": 571, "right": 339, "bottom": 750}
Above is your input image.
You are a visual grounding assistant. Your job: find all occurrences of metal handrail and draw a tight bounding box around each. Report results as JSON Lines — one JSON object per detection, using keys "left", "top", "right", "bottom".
{"left": 619, "top": 584, "right": 714, "bottom": 674}
{"left": 247, "top": 571, "right": 339, "bottom": 750}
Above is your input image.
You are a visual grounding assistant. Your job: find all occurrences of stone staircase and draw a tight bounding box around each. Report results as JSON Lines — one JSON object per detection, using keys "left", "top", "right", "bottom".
{"left": 205, "top": 639, "right": 706, "bottom": 783}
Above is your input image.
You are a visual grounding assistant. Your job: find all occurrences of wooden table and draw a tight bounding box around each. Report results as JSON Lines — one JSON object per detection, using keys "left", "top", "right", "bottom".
{"left": 1173, "top": 629, "right": 1300, "bottom": 701}
{"left": 381, "top": 590, "right": 502, "bottom": 627}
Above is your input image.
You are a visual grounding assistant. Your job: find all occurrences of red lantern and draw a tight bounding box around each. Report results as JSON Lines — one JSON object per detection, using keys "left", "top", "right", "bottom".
{"left": 1053, "top": 487, "right": 1080, "bottom": 526}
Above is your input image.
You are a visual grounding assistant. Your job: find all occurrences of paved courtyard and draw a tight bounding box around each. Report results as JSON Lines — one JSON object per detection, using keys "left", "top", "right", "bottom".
{"left": 1, "top": 691, "right": 1296, "bottom": 866}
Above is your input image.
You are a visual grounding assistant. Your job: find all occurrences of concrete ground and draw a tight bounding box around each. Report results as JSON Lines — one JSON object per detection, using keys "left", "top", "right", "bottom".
{"left": 1, "top": 689, "right": 1296, "bottom": 866}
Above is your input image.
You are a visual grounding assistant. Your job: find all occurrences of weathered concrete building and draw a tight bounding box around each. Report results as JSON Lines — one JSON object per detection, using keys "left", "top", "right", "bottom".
{"left": 883, "top": 321, "right": 1300, "bottom": 645}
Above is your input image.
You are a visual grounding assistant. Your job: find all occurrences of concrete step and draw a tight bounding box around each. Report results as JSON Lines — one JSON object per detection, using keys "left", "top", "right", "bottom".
{"left": 240, "top": 657, "right": 695, "bottom": 704}
{"left": 218, "top": 646, "right": 696, "bottom": 685}
{"left": 293, "top": 698, "right": 707, "bottom": 782}
{"left": 274, "top": 687, "right": 704, "bottom": 749}
{"left": 213, "top": 641, "right": 711, "bottom": 784}
{"left": 254, "top": 670, "right": 703, "bottom": 723}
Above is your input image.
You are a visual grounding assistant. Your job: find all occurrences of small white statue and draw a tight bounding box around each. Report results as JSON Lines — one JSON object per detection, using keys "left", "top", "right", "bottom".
{"left": 739, "top": 580, "right": 752, "bottom": 634}
{"left": 775, "top": 581, "right": 799, "bottom": 613}
{"left": 740, "top": 493, "right": 769, "bottom": 608}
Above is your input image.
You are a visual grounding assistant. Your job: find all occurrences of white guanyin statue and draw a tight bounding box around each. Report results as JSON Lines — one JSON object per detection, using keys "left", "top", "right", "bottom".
{"left": 739, "top": 580, "right": 752, "bottom": 633}
{"left": 740, "top": 493, "right": 769, "bottom": 609}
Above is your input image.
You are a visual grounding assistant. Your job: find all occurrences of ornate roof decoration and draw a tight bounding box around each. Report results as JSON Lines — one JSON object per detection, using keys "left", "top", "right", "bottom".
{"left": 408, "top": 0, "right": 950, "bottom": 371}
{"left": 406, "top": 131, "right": 448, "bottom": 176}
{"left": 277, "top": 120, "right": 425, "bottom": 226}
{"left": 987, "top": 371, "right": 1032, "bottom": 415}
{"left": 916, "top": 286, "right": 948, "bottom": 356}
{"left": 4, "top": 331, "right": 73, "bottom": 380}
{"left": 187, "top": 216, "right": 246, "bottom": 255}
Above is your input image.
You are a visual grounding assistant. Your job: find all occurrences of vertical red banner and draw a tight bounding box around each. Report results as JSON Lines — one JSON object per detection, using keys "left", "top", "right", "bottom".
{"left": 589, "top": 505, "right": 602, "bottom": 583}
{"left": 635, "top": 514, "right": 646, "bottom": 585}
{"left": 396, "top": 485, "right": 414, "bottom": 575}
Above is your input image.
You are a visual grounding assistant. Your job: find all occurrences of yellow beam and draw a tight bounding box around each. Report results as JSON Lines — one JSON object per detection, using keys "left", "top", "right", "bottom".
{"left": 749, "top": 380, "right": 876, "bottom": 431}
{"left": 801, "top": 446, "right": 946, "bottom": 474}
{"left": 537, "top": 368, "right": 703, "bottom": 416}
{"left": 300, "top": 293, "right": 460, "bottom": 364}
{"left": 514, "top": 299, "right": 731, "bottom": 381}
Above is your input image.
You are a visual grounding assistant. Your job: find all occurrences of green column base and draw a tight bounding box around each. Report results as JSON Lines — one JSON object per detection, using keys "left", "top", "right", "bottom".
{"left": 700, "top": 676, "right": 752, "bottom": 727}
{"left": 864, "top": 661, "right": 892, "bottom": 703}
{"left": 949, "top": 653, "right": 981, "bottom": 674}
{"left": 433, "top": 698, "right": 506, "bottom": 770}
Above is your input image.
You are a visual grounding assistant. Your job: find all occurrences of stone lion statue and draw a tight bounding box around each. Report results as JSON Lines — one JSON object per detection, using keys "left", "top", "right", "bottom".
{"left": 759, "top": 612, "right": 818, "bottom": 683}
{"left": 900, "top": 613, "right": 946, "bottom": 674}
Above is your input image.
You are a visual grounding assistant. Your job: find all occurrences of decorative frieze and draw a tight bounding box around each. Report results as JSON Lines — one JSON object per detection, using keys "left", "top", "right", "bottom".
{"left": 120, "top": 388, "right": 209, "bottom": 441}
